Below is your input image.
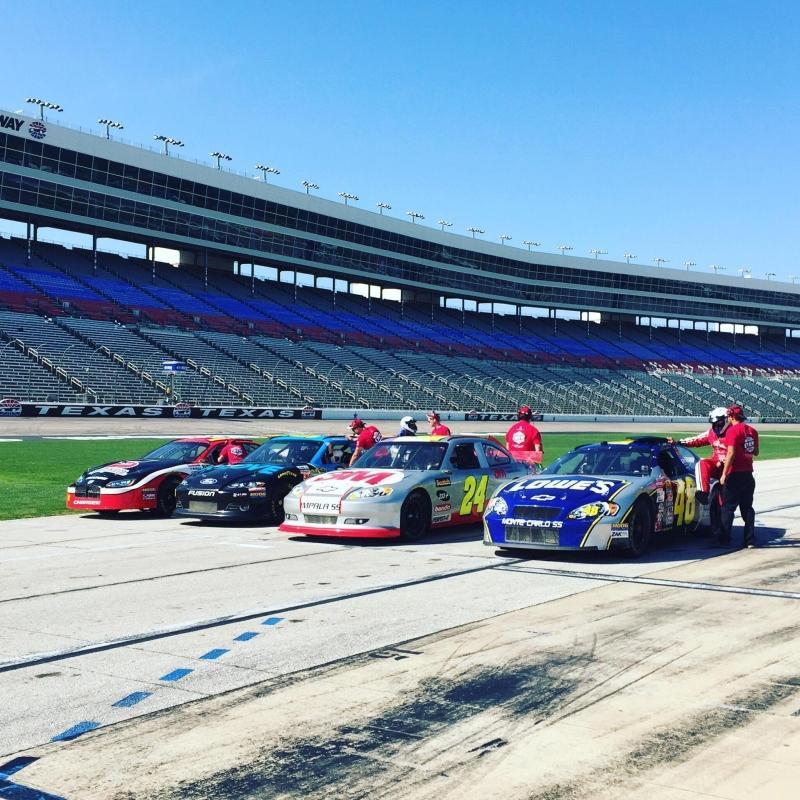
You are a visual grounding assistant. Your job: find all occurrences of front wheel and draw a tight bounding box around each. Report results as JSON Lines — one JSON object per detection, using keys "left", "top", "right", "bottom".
{"left": 153, "top": 476, "right": 181, "bottom": 517}
{"left": 627, "top": 498, "right": 653, "bottom": 558}
{"left": 264, "top": 480, "right": 295, "bottom": 525}
{"left": 399, "top": 492, "right": 431, "bottom": 541}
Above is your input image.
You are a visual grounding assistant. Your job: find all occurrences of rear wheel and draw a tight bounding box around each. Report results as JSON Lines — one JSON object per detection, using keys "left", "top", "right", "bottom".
{"left": 399, "top": 492, "right": 431, "bottom": 541}
{"left": 153, "top": 476, "right": 181, "bottom": 517}
{"left": 627, "top": 498, "right": 653, "bottom": 558}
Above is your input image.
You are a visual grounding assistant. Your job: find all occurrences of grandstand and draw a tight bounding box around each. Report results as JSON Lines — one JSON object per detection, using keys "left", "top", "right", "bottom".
{"left": 1, "top": 107, "right": 799, "bottom": 418}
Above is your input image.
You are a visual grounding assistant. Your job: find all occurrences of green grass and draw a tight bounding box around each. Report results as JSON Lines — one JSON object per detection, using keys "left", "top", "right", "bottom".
{"left": 1, "top": 431, "right": 797, "bottom": 521}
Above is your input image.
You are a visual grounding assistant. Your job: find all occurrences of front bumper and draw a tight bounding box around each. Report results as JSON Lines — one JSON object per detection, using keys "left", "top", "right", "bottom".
{"left": 66, "top": 485, "right": 157, "bottom": 512}
{"left": 175, "top": 489, "right": 268, "bottom": 520}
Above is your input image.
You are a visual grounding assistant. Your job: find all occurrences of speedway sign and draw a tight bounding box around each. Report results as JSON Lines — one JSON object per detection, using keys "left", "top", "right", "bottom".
{"left": 15, "top": 403, "right": 322, "bottom": 419}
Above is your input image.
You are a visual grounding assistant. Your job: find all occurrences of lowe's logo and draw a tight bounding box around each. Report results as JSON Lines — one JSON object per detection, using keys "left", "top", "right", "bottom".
{"left": 0, "top": 115, "right": 24, "bottom": 132}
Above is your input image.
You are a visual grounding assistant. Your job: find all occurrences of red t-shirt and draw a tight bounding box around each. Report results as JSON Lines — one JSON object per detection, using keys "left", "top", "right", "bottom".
{"left": 218, "top": 442, "right": 245, "bottom": 464}
{"left": 431, "top": 423, "right": 451, "bottom": 436}
{"left": 722, "top": 423, "right": 758, "bottom": 473}
{"left": 506, "top": 421, "right": 542, "bottom": 453}
{"left": 356, "top": 426, "right": 382, "bottom": 450}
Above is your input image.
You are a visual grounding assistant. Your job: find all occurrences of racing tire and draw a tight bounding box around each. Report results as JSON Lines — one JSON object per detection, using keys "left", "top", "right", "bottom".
{"left": 627, "top": 498, "right": 653, "bottom": 558}
{"left": 399, "top": 491, "right": 431, "bottom": 542}
{"left": 264, "top": 479, "right": 295, "bottom": 525}
{"left": 153, "top": 476, "right": 181, "bottom": 517}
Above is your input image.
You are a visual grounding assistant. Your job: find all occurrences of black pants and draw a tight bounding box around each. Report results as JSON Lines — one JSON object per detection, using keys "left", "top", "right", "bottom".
{"left": 719, "top": 471, "right": 756, "bottom": 546}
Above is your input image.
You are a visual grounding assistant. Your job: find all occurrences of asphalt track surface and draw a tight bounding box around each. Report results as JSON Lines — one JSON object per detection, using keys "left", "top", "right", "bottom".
{"left": 2, "top": 440, "right": 800, "bottom": 799}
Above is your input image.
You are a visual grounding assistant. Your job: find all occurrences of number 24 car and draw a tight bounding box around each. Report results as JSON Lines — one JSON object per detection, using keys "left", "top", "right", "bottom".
{"left": 483, "top": 437, "right": 705, "bottom": 557}
{"left": 279, "top": 435, "right": 531, "bottom": 541}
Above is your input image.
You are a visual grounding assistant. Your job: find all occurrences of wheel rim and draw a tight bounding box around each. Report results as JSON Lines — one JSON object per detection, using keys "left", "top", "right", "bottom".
{"left": 630, "top": 509, "right": 649, "bottom": 553}
{"left": 402, "top": 498, "right": 427, "bottom": 539}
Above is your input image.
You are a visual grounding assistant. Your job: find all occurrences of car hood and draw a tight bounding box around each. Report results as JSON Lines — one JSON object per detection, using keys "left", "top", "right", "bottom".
{"left": 298, "top": 468, "right": 418, "bottom": 501}
{"left": 496, "top": 474, "right": 633, "bottom": 507}
{"left": 180, "top": 462, "right": 297, "bottom": 489}
{"left": 77, "top": 459, "right": 188, "bottom": 485}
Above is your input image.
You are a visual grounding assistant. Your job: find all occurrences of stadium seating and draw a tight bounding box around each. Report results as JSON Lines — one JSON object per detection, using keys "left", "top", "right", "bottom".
{"left": 1, "top": 235, "right": 799, "bottom": 416}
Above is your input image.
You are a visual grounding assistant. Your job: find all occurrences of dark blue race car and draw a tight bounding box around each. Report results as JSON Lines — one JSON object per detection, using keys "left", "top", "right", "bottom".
{"left": 175, "top": 436, "right": 354, "bottom": 523}
{"left": 483, "top": 437, "right": 705, "bottom": 557}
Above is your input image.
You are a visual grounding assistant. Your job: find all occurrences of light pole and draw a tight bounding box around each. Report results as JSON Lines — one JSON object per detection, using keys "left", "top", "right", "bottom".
{"left": 738, "top": 267, "right": 751, "bottom": 278}
{"left": 557, "top": 244, "right": 573, "bottom": 256}
{"left": 377, "top": 202, "right": 391, "bottom": 215}
{"left": 338, "top": 192, "right": 359, "bottom": 206}
{"left": 406, "top": 211, "right": 424, "bottom": 224}
{"left": 624, "top": 253, "right": 636, "bottom": 264}
{"left": 211, "top": 151, "right": 232, "bottom": 169}
{"left": 590, "top": 249, "right": 607, "bottom": 259}
{"left": 765, "top": 272, "right": 776, "bottom": 280}
{"left": 791, "top": 276, "right": 799, "bottom": 284}
{"left": 26, "top": 97, "right": 62, "bottom": 120}
{"left": 522, "top": 240, "right": 540, "bottom": 251}
{"left": 653, "top": 257, "right": 669, "bottom": 268}
{"left": 710, "top": 264, "right": 725, "bottom": 274}
{"left": 154, "top": 135, "right": 184, "bottom": 156}
{"left": 97, "top": 118, "right": 123, "bottom": 139}
{"left": 255, "top": 164, "right": 280, "bottom": 182}
{"left": 302, "top": 181, "right": 319, "bottom": 195}
{"left": 438, "top": 219, "right": 453, "bottom": 232}
{"left": 467, "top": 227, "right": 484, "bottom": 238}
{"left": 499, "top": 234, "right": 512, "bottom": 245}
{"left": 684, "top": 260, "right": 696, "bottom": 271}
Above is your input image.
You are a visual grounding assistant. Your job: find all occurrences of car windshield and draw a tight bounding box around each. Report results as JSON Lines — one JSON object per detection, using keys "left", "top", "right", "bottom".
{"left": 244, "top": 439, "right": 322, "bottom": 465}
{"left": 542, "top": 445, "right": 655, "bottom": 477}
{"left": 141, "top": 441, "right": 209, "bottom": 462}
{"left": 355, "top": 441, "right": 448, "bottom": 470}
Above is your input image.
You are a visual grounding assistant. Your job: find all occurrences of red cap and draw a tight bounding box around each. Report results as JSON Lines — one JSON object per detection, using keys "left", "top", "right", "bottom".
{"left": 726, "top": 404, "right": 746, "bottom": 421}
{"left": 349, "top": 417, "right": 365, "bottom": 430}
{"left": 427, "top": 411, "right": 440, "bottom": 421}
{"left": 518, "top": 405, "right": 532, "bottom": 420}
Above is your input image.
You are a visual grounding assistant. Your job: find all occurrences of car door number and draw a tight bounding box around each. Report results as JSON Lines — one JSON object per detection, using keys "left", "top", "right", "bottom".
{"left": 672, "top": 476, "right": 696, "bottom": 526}
{"left": 460, "top": 475, "right": 489, "bottom": 516}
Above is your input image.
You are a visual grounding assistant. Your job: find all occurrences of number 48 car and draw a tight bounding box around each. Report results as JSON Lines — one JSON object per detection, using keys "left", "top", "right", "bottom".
{"left": 483, "top": 437, "right": 704, "bottom": 557}
{"left": 279, "top": 435, "right": 530, "bottom": 541}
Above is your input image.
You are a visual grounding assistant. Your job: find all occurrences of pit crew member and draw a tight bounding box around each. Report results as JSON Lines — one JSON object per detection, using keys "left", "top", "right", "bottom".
{"left": 427, "top": 411, "right": 451, "bottom": 436}
{"left": 670, "top": 406, "right": 730, "bottom": 504}
{"left": 348, "top": 418, "right": 382, "bottom": 465}
{"left": 717, "top": 405, "right": 759, "bottom": 548}
{"left": 217, "top": 440, "right": 246, "bottom": 464}
{"left": 505, "top": 405, "right": 543, "bottom": 465}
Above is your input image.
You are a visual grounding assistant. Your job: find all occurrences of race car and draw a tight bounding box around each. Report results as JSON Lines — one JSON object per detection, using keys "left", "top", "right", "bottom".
{"left": 483, "top": 437, "right": 704, "bottom": 557}
{"left": 175, "top": 436, "right": 354, "bottom": 523}
{"left": 66, "top": 437, "right": 261, "bottom": 516}
{"left": 279, "top": 435, "right": 530, "bottom": 541}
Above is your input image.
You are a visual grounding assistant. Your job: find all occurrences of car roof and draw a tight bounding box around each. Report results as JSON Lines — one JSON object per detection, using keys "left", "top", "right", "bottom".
{"left": 173, "top": 437, "right": 258, "bottom": 444}
{"left": 267, "top": 435, "right": 348, "bottom": 443}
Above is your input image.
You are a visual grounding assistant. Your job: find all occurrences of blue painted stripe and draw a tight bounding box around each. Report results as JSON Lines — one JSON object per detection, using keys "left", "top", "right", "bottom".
{"left": 199, "top": 648, "right": 229, "bottom": 661}
{"left": 234, "top": 631, "right": 259, "bottom": 641}
{"left": 112, "top": 691, "right": 152, "bottom": 708}
{"left": 0, "top": 759, "right": 37, "bottom": 780}
{"left": 0, "top": 780, "right": 66, "bottom": 799}
{"left": 51, "top": 720, "right": 100, "bottom": 742}
{"left": 160, "top": 668, "right": 193, "bottom": 682}
{"left": 262, "top": 616, "right": 284, "bottom": 626}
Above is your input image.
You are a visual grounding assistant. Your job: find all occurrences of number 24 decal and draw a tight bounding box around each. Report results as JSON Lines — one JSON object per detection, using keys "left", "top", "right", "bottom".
{"left": 460, "top": 475, "right": 489, "bottom": 516}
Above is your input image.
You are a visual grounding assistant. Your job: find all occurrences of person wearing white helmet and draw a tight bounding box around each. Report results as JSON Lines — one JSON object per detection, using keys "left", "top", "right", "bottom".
{"left": 671, "top": 406, "right": 730, "bottom": 504}
{"left": 398, "top": 416, "right": 418, "bottom": 437}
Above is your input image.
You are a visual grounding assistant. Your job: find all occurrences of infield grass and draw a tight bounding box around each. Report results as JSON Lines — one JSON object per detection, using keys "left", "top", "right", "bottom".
{"left": 0, "top": 431, "right": 798, "bottom": 521}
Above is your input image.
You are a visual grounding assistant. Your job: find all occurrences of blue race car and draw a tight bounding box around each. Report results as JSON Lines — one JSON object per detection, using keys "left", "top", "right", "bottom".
{"left": 175, "top": 436, "right": 354, "bottom": 523}
{"left": 483, "top": 437, "right": 704, "bottom": 557}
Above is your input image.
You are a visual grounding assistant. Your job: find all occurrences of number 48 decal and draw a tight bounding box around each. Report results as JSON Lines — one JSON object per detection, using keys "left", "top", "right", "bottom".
{"left": 460, "top": 475, "right": 489, "bottom": 516}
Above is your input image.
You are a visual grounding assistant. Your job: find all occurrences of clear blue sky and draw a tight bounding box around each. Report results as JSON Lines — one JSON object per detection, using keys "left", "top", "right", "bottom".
{"left": 2, "top": 0, "right": 799, "bottom": 283}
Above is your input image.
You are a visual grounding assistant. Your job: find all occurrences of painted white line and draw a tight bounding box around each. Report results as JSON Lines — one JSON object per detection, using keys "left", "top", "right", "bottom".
{"left": 0, "top": 438, "right": 23, "bottom": 442}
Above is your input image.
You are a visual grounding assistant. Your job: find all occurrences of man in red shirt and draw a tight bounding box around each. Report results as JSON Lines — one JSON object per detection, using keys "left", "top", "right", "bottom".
{"left": 348, "top": 418, "right": 382, "bottom": 465}
{"left": 674, "top": 406, "right": 730, "bottom": 504}
{"left": 426, "top": 411, "right": 451, "bottom": 436}
{"left": 217, "top": 441, "right": 246, "bottom": 465}
{"left": 505, "top": 406, "right": 543, "bottom": 465}
{"left": 716, "top": 404, "right": 759, "bottom": 548}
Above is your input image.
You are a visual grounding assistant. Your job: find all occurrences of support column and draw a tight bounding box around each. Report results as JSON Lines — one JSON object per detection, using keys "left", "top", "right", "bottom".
{"left": 251, "top": 264, "right": 255, "bottom": 297}
{"left": 92, "top": 234, "right": 98, "bottom": 275}
{"left": 203, "top": 250, "right": 208, "bottom": 292}
{"left": 26, "top": 222, "right": 31, "bottom": 265}
{"left": 151, "top": 245, "right": 156, "bottom": 284}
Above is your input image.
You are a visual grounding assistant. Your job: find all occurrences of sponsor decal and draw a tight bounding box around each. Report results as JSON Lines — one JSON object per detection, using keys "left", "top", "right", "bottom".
{"left": 466, "top": 412, "right": 543, "bottom": 422}
{"left": 531, "top": 494, "right": 556, "bottom": 501}
{"left": 277, "top": 470, "right": 296, "bottom": 480}
{"left": 0, "top": 398, "right": 22, "bottom": 416}
{"left": 188, "top": 490, "right": 216, "bottom": 497}
{"left": 28, "top": 120, "right": 47, "bottom": 140}
{"left": 142, "top": 489, "right": 157, "bottom": 501}
{"left": 248, "top": 487, "right": 266, "bottom": 496}
{"left": 432, "top": 513, "right": 451, "bottom": 523}
{"left": 744, "top": 435, "right": 756, "bottom": 454}
{"left": 505, "top": 478, "right": 621, "bottom": 496}
{"left": 309, "top": 469, "right": 404, "bottom": 486}
{"left": 0, "top": 114, "right": 24, "bottom": 132}
{"left": 18, "top": 404, "right": 323, "bottom": 419}
{"left": 301, "top": 406, "right": 318, "bottom": 419}
{"left": 436, "top": 490, "right": 450, "bottom": 501}
{"left": 311, "top": 482, "right": 343, "bottom": 494}
{"left": 502, "top": 517, "right": 563, "bottom": 529}
{"left": 434, "top": 502, "right": 451, "bottom": 513}
{"left": 610, "top": 523, "right": 629, "bottom": 538}
{"left": 302, "top": 500, "right": 340, "bottom": 513}
{"left": 199, "top": 478, "right": 218, "bottom": 485}
{"left": 435, "top": 477, "right": 451, "bottom": 488}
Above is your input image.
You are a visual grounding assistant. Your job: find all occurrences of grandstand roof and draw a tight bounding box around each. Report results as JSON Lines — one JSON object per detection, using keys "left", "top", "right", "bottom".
{"left": 1, "top": 108, "right": 798, "bottom": 328}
